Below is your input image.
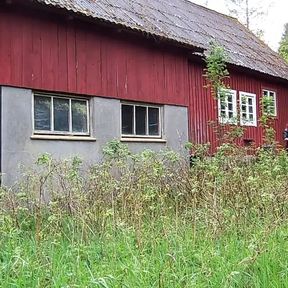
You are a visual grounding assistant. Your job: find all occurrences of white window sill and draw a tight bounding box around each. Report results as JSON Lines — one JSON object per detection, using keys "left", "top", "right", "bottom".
{"left": 218, "top": 120, "right": 238, "bottom": 125}
{"left": 31, "top": 135, "right": 96, "bottom": 141}
{"left": 121, "top": 137, "right": 167, "bottom": 143}
{"left": 240, "top": 123, "right": 257, "bottom": 127}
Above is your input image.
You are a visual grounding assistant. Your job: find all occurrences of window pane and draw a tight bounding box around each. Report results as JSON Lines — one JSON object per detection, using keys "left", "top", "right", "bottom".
{"left": 54, "top": 98, "right": 69, "bottom": 132}
{"left": 72, "top": 100, "right": 88, "bottom": 133}
{"left": 34, "top": 96, "right": 51, "bottom": 131}
{"left": 270, "top": 97, "right": 275, "bottom": 108}
{"left": 122, "top": 105, "right": 134, "bottom": 135}
{"left": 148, "top": 108, "right": 159, "bottom": 135}
{"left": 263, "top": 91, "right": 276, "bottom": 116}
{"left": 136, "top": 106, "right": 146, "bottom": 135}
{"left": 248, "top": 98, "right": 252, "bottom": 105}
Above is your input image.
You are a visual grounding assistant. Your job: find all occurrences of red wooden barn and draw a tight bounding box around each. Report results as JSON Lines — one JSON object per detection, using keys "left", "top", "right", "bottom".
{"left": 0, "top": 0, "right": 288, "bottom": 185}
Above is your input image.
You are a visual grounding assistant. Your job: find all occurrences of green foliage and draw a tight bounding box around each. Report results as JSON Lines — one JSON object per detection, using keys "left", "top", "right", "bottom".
{"left": 260, "top": 95, "right": 276, "bottom": 146}
{"left": 261, "top": 93, "right": 275, "bottom": 117}
{"left": 279, "top": 23, "right": 288, "bottom": 63}
{"left": 36, "top": 152, "right": 52, "bottom": 166}
{"left": 204, "top": 43, "right": 245, "bottom": 146}
{"left": 204, "top": 42, "right": 229, "bottom": 98}
{"left": 1, "top": 143, "right": 288, "bottom": 286}
{"left": 102, "top": 139, "right": 131, "bottom": 161}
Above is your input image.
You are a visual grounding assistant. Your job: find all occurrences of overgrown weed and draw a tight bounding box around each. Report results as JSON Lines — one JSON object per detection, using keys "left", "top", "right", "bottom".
{"left": 1, "top": 141, "right": 288, "bottom": 286}
{"left": 2, "top": 141, "right": 288, "bottom": 235}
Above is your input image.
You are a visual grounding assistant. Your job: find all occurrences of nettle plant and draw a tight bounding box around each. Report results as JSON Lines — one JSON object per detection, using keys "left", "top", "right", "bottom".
{"left": 204, "top": 42, "right": 229, "bottom": 98}
{"left": 204, "top": 42, "right": 244, "bottom": 146}
{"left": 260, "top": 95, "right": 277, "bottom": 147}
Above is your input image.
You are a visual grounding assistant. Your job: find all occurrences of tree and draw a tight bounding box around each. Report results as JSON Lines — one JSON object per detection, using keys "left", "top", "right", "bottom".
{"left": 225, "top": 0, "right": 272, "bottom": 37}
{"left": 278, "top": 23, "right": 288, "bottom": 63}
{"left": 226, "top": 0, "right": 254, "bottom": 29}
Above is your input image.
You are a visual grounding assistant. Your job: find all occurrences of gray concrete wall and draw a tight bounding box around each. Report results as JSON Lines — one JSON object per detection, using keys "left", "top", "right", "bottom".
{"left": 1, "top": 86, "right": 188, "bottom": 186}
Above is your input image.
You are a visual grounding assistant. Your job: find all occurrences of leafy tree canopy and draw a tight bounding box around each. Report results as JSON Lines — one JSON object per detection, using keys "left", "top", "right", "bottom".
{"left": 225, "top": 0, "right": 271, "bottom": 39}
{"left": 278, "top": 23, "right": 288, "bottom": 63}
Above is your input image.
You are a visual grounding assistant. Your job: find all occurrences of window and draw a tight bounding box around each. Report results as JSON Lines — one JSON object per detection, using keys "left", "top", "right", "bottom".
{"left": 33, "top": 94, "right": 89, "bottom": 135}
{"left": 218, "top": 89, "right": 237, "bottom": 124}
{"left": 121, "top": 103, "right": 161, "bottom": 137}
{"left": 262, "top": 90, "right": 277, "bottom": 117}
{"left": 240, "top": 92, "right": 257, "bottom": 126}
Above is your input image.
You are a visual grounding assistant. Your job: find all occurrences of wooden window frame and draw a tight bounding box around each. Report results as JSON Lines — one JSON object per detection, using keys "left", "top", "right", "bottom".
{"left": 33, "top": 93, "right": 90, "bottom": 136}
{"left": 262, "top": 89, "right": 277, "bottom": 117}
{"left": 218, "top": 89, "right": 237, "bottom": 124}
{"left": 121, "top": 102, "right": 162, "bottom": 139}
{"left": 239, "top": 92, "right": 257, "bottom": 127}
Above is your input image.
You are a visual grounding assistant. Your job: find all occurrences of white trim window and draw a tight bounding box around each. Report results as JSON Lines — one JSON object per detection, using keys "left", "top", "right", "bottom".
{"left": 263, "top": 89, "right": 277, "bottom": 117}
{"left": 121, "top": 103, "right": 162, "bottom": 138}
{"left": 218, "top": 89, "right": 237, "bottom": 124}
{"left": 33, "top": 93, "right": 90, "bottom": 135}
{"left": 240, "top": 92, "right": 257, "bottom": 127}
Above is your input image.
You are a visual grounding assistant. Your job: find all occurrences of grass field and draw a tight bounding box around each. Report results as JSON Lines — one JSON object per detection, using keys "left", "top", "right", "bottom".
{"left": 1, "top": 218, "right": 288, "bottom": 287}
{"left": 1, "top": 142, "right": 288, "bottom": 287}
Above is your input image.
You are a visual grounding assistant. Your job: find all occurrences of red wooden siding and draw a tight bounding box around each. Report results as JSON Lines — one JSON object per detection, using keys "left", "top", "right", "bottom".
{"left": 1, "top": 6, "right": 288, "bottom": 150}
{"left": 0, "top": 8, "right": 189, "bottom": 106}
{"left": 188, "top": 62, "right": 288, "bottom": 151}
{"left": 188, "top": 63, "right": 216, "bottom": 147}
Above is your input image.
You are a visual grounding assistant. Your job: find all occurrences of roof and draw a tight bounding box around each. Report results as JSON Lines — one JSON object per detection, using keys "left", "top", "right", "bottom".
{"left": 35, "top": 0, "right": 288, "bottom": 81}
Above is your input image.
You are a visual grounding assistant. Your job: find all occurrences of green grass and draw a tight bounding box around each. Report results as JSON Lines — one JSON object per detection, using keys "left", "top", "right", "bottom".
{"left": 2, "top": 142, "right": 288, "bottom": 287}
{"left": 1, "top": 218, "right": 288, "bottom": 287}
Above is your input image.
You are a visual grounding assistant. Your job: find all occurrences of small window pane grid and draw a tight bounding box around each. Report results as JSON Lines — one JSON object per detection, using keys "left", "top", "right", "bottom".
{"left": 218, "top": 89, "right": 237, "bottom": 124}
{"left": 121, "top": 103, "right": 161, "bottom": 138}
{"left": 240, "top": 92, "right": 257, "bottom": 127}
{"left": 263, "top": 90, "right": 277, "bottom": 117}
{"left": 34, "top": 94, "right": 89, "bottom": 135}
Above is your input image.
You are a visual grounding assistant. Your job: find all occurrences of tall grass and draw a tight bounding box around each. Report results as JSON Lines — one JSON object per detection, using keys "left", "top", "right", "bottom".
{"left": 1, "top": 141, "right": 288, "bottom": 287}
